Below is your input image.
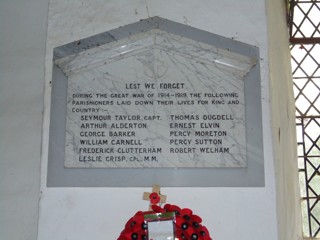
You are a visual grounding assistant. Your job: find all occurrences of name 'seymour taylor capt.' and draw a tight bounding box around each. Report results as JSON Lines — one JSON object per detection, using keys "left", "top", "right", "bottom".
{"left": 78, "top": 114, "right": 233, "bottom": 163}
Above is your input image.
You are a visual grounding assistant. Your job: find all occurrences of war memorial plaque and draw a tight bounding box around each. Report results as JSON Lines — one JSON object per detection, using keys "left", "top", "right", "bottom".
{"left": 48, "top": 17, "right": 264, "bottom": 186}
{"left": 59, "top": 28, "right": 255, "bottom": 169}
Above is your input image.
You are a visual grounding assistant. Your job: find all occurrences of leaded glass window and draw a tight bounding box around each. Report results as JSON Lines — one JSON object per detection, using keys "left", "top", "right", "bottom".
{"left": 288, "top": 0, "right": 320, "bottom": 237}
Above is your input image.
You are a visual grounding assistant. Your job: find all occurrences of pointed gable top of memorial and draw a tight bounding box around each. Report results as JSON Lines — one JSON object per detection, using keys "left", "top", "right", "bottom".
{"left": 53, "top": 16, "right": 257, "bottom": 77}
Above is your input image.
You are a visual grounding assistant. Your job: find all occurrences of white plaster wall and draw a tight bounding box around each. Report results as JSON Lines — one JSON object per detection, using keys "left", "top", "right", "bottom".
{"left": 0, "top": 1, "right": 48, "bottom": 239}
{"left": 38, "top": 1, "right": 281, "bottom": 240}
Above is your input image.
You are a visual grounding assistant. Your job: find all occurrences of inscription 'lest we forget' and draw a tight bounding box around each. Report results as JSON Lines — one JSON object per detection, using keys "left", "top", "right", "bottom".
{"left": 61, "top": 30, "right": 254, "bottom": 168}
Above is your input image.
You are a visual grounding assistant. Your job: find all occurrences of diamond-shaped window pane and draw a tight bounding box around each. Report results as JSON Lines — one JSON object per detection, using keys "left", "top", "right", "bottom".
{"left": 305, "top": 119, "right": 319, "bottom": 136}
{"left": 305, "top": 136, "right": 315, "bottom": 152}
{"left": 314, "top": 97, "right": 320, "bottom": 109}
{"left": 300, "top": 19, "right": 316, "bottom": 37}
{"left": 310, "top": 45, "right": 320, "bottom": 64}
{"left": 307, "top": 166, "right": 320, "bottom": 187}
{"left": 300, "top": 55, "right": 318, "bottom": 75}
{"left": 296, "top": 94, "right": 311, "bottom": 114}
{"left": 311, "top": 217, "right": 320, "bottom": 238}
{"left": 293, "top": 5, "right": 305, "bottom": 26}
{"left": 294, "top": 30, "right": 304, "bottom": 38}
{"left": 309, "top": 4, "right": 320, "bottom": 36}
{"left": 299, "top": 3, "right": 313, "bottom": 15}
{"left": 303, "top": 81, "right": 320, "bottom": 102}
{"left": 291, "top": 60, "right": 298, "bottom": 71}
{"left": 294, "top": 78, "right": 308, "bottom": 89}
{"left": 314, "top": 69, "right": 320, "bottom": 77}
{"left": 291, "top": 45, "right": 307, "bottom": 62}
{"left": 293, "top": 67, "right": 308, "bottom": 78}
{"left": 309, "top": 4, "right": 320, "bottom": 21}
{"left": 308, "top": 106, "right": 320, "bottom": 116}
{"left": 305, "top": 144, "right": 320, "bottom": 157}
{"left": 293, "top": 85, "right": 301, "bottom": 98}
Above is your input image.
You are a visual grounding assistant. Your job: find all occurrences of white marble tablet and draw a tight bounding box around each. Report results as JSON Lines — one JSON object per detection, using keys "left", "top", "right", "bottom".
{"left": 55, "top": 29, "right": 256, "bottom": 168}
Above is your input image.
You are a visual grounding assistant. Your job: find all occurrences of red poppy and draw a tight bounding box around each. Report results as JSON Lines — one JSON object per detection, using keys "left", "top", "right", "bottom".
{"left": 197, "top": 225, "right": 211, "bottom": 240}
{"left": 124, "top": 212, "right": 144, "bottom": 230}
{"left": 149, "top": 192, "right": 160, "bottom": 204}
{"left": 181, "top": 208, "right": 193, "bottom": 218}
{"left": 164, "top": 204, "right": 181, "bottom": 215}
{"left": 151, "top": 204, "right": 165, "bottom": 213}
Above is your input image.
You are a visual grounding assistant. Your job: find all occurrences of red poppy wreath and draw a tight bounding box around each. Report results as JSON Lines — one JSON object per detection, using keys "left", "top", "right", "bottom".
{"left": 117, "top": 192, "right": 213, "bottom": 240}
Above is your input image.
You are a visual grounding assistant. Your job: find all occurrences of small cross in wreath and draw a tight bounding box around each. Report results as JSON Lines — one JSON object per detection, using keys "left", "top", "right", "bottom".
{"left": 143, "top": 185, "right": 167, "bottom": 210}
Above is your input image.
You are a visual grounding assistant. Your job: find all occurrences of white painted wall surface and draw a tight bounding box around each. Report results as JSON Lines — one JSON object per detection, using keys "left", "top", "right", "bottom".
{"left": 0, "top": 1, "right": 48, "bottom": 240}
{"left": 38, "top": 1, "right": 279, "bottom": 240}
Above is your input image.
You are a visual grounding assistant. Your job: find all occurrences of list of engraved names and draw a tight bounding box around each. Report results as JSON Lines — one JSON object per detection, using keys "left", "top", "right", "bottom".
{"left": 65, "top": 80, "right": 247, "bottom": 168}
